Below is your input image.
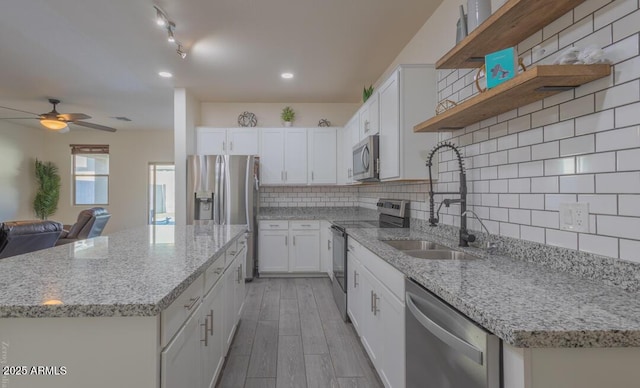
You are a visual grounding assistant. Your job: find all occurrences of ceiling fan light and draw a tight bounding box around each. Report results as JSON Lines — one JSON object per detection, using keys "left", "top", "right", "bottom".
{"left": 40, "top": 119, "right": 68, "bottom": 131}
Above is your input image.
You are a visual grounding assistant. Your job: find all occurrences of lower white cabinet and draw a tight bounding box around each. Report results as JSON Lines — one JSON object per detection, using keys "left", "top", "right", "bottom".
{"left": 201, "top": 279, "right": 225, "bottom": 388}
{"left": 347, "top": 237, "right": 405, "bottom": 388}
{"left": 162, "top": 302, "right": 204, "bottom": 388}
{"left": 259, "top": 220, "right": 321, "bottom": 274}
{"left": 320, "top": 221, "right": 333, "bottom": 277}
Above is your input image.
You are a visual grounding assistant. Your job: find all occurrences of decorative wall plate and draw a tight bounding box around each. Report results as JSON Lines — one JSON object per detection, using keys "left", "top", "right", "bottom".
{"left": 238, "top": 111, "right": 257, "bottom": 127}
{"left": 318, "top": 119, "right": 331, "bottom": 127}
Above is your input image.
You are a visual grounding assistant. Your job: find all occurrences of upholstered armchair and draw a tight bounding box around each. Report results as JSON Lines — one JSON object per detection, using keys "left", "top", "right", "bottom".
{"left": 55, "top": 207, "right": 111, "bottom": 246}
{"left": 0, "top": 220, "right": 63, "bottom": 259}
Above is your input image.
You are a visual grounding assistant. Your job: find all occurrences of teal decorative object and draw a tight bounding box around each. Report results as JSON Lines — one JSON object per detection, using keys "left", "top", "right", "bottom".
{"left": 485, "top": 47, "right": 517, "bottom": 89}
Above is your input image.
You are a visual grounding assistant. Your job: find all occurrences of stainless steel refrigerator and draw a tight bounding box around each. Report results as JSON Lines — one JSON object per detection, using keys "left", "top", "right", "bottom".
{"left": 187, "top": 155, "right": 259, "bottom": 280}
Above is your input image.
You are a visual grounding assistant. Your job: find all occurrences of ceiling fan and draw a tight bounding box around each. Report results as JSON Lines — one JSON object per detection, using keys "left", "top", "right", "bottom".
{"left": 0, "top": 99, "right": 117, "bottom": 132}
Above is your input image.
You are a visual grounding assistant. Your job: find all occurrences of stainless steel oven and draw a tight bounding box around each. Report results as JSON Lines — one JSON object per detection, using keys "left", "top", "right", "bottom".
{"left": 331, "top": 224, "right": 348, "bottom": 321}
{"left": 353, "top": 135, "right": 379, "bottom": 182}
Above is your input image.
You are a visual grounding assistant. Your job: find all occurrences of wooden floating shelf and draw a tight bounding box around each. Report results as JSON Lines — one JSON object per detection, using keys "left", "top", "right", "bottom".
{"left": 436, "top": 0, "right": 586, "bottom": 69}
{"left": 414, "top": 64, "right": 611, "bottom": 133}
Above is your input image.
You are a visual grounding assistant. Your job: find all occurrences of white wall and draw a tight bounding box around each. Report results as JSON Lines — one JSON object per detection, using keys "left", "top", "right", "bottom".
{"left": 174, "top": 88, "right": 200, "bottom": 226}
{"left": 0, "top": 122, "right": 44, "bottom": 221}
{"left": 41, "top": 129, "right": 173, "bottom": 234}
{"left": 200, "top": 103, "right": 359, "bottom": 128}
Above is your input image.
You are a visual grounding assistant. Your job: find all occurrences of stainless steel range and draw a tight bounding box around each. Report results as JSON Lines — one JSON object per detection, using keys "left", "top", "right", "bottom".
{"left": 331, "top": 199, "right": 410, "bottom": 321}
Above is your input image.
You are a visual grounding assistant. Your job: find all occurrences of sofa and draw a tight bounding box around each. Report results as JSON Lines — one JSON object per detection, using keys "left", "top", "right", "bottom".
{"left": 55, "top": 207, "right": 111, "bottom": 246}
{"left": 0, "top": 220, "right": 63, "bottom": 259}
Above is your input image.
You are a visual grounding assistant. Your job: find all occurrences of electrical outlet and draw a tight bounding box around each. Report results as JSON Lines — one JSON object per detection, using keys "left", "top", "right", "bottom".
{"left": 559, "top": 203, "right": 589, "bottom": 233}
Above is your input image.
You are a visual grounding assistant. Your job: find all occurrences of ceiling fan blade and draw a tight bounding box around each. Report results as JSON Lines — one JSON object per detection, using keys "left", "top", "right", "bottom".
{"left": 73, "top": 121, "right": 117, "bottom": 132}
{"left": 0, "top": 117, "right": 39, "bottom": 120}
{"left": 59, "top": 113, "right": 91, "bottom": 121}
{"left": 0, "top": 105, "right": 39, "bottom": 116}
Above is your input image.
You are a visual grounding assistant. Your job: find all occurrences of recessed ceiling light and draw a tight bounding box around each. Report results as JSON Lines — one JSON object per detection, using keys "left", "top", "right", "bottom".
{"left": 158, "top": 71, "right": 173, "bottom": 78}
{"left": 281, "top": 73, "right": 294, "bottom": 79}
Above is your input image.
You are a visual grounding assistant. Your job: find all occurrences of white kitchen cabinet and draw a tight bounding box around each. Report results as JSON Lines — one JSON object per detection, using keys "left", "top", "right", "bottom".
{"left": 360, "top": 266, "right": 384, "bottom": 368}
{"left": 260, "top": 128, "right": 307, "bottom": 185}
{"left": 359, "top": 93, "right": 379, "bottom": 138}
{"left": 162, "top": 302, "right": 204, "bottom": 388}
{"left": 320, "top": 221, "right": 332, "bottom": 277}
{"left": 378, "top": 284, "right": 405, "bottom": 388}
{"left": 234, "top": 247, "right": 246, "bottom": 322}
{"left": 258, "top": 220, "right": 322, "bottom": 274}
{"left": 201, "top": 279, "right": 224, "bottom": 388}
{"left": 377, "top": 65, "right": 439, "bottom": 181}
{"left": 338, "top": 118, "right": 359, "bottom": 185}
{"left": 196, "top": 127, "right": 258, "bottom": 155}
{"left": 223, "top": 256, "right": 237, "bottom": 353}
{"left": 347, "top": 251, "right": 362, "bottom": 333}
{"left": 308, "top": 128, "right": 337, "bottom": 184}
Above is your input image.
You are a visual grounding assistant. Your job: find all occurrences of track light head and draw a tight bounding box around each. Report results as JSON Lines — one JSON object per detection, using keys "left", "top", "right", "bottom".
{"left": 154, "top": 6, "right": 167, "bottom": 26}
{"left": 176, "top": 45, "right": 187, "bottom": 59}
{"left": 167, "top": 27, "right": 175, "bottom": 43}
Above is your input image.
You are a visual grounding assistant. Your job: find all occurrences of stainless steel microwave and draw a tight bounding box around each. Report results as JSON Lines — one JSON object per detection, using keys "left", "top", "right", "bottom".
{"left": 353, "top": 135, "right": 379, "bottom": 182}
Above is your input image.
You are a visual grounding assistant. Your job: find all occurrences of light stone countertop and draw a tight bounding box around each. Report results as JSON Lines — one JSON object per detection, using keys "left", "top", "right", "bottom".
{"left": 0, "top": 223, "right": 247, "bottom": 318}
{"left": 259, "top": 207, "right": 640, "bottom": 348}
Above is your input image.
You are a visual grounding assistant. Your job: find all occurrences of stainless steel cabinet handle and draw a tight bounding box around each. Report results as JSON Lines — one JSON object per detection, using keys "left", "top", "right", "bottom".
{"left": 230, "top": 141, "right": 233, "bottom": 151}
{"left": 370, "top": 290, "right": 375, "bottom": 313}
{"left": 207, "top": 310, "right": 214, "bottom": 335}
{"left": 201, "top": 317, "right": 209, "bottom": 346}
{"left": 214, "top": 267, "right": 224, "bottom": 275}
{"left": 376, "top": 158, "right": 380, "bottom": 174}
{"left": 406, "top": 292, "right": 483, "bottom": 365}
{"left": 348, "top": 244, "right": 354, "bottom": 251}
{"left": 269, "top": 224, "right": 279, "bottom": 227}
{"left": 293, "top": 236, "right": 296, "bottom": 246}
{"left": 327, "top": 239, "right": 331, "bottom": 250}
{"left": 311, "top": 171, "right": 314, "bottom": 181}
{"left": 285, "top": 236, "right": 288, "bottom": 246}
{"left": 184, "top": 296, "right": 200, "bottom": 310}
{"left": 222, "top": 141, "right": 226, "bottom": 151}
{"left": 301, "top": 224, "right": 311, "bottom": 227}
{"left": 237, "top": 265, "right": 241, "bottom": 283}
{"left": 285, "top": 171, "right": 288, "bottom": 181}
{"left": 373, "top": 293, "right": 380, "bottom": 316}
{"left": 364, "top": 120, "right": 370, "bottom": 132}
{"left": 353, "top": 270, "right": 358, "bottom": 288}
{"left": 281, "top": 171, "right": 284, "bottom": 181}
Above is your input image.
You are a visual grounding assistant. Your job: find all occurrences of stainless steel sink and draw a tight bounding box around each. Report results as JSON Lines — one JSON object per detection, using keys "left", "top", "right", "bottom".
{"left": 402, "top": 250, "right": 478, "bottom": 260}
{"left": 382, "top": 240, "right": 449, "bottom": 251}
{"left": 381, "top": 240, "right": 480, "bottom": 260}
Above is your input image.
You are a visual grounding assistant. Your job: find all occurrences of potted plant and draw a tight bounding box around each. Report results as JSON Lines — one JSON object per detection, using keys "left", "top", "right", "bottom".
{"left": 281, "top": 106, "right": 295, "bottom": 127}
{"left": 363, "top": 85, "right": 374, "bottom": 102}
{"left": 33, "top": 159, "right": 61, "bottom": 220}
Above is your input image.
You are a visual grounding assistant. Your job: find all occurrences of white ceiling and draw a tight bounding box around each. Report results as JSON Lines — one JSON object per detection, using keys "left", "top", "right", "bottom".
{"left": 0, "top": 0, "right": 442, "bottom": 131}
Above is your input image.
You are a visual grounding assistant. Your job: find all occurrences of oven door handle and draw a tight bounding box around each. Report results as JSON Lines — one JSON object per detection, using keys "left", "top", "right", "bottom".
{"left": 406, "top": 292, "right": 483, "bottom": 365}
{"left": 330, "top": 225, "right": 346, "bottom": 236}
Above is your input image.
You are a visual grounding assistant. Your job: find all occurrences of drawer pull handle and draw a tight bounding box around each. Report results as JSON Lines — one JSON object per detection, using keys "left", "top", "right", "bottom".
{"left": 353, "top": 270, "right": 358, "bottom": 288}
{"left": 207, "top": 310, "right": 214, "bottom": 335}
{"left": 348, "top": 244, "right": 355, "bottom": 251}
{"left": 184, "top": 296, "right": 200, "bottom": 310}
{"left": 370, "top": 290, "right": 375, "bottom": 313}
{"left": 301, "top": 224, "right": 311, "bottom": 227}
{"left": 214, "top": 267, "right": 224, "bottom": 274}
{"left": 201, "top": 317, "right": 209, "bottom": 346}
{"left": 373, "top": 293, "right": 380, "bottom": 316}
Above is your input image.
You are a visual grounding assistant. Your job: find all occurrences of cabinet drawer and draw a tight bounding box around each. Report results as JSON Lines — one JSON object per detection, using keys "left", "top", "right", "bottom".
{"left": 290, "top": 220, "right": 320, "bottom": 230}
{"left": 204, "top": 255, "right": 226, "bottom": 295}
{"left": 260, "top": 220, "right": 289, "bottom": 230}
{"left": 224, "top": 240, "right": 238, "bottom": 267}
{"left": 350, "top": 237, "right": 405, "bottom": 302}
{"left": 161, "top": 274, "right": 204, "bottom": 347}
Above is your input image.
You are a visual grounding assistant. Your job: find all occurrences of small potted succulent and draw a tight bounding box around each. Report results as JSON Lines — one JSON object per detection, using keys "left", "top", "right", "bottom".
{"left": 281, "top": 106, "right": 295, "bottom": 127}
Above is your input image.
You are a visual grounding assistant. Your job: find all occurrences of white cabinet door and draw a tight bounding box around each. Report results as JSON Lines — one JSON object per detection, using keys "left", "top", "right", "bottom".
{"left": 201, "top": 280, "right": 224, "bottom": 388}
{"left": 378, "top": 71, "right": 400, "bottom": 180}
{"left": 260, "top": 128, "right": 285, "bottom": 184}
{"left": 258, "top": 231, "right": 289, "bottom": 272}
{"left": 379, "top": 289, "right": 405, "bottom": 388}
{"left": 197, "top": 128, "right": 227, "bottom": 155}
{"left": 359, "top": 267, "right": 384, "bottom": 369}
{"left": 234, "top": 250, "right": 246, "bottom": 320}
{"left": 347, "top": 252, "right": 363, "bottom": 334}
{"left": 223, "top": 262, "right": 237, "bottom": 353}
{"left": 290, "top": 230, "right": 320, "bottom": 272}
{"left": 161, "top": 304, "right": 203, "bottom": 388}
{"left": 308, "top": 128, "right": 337, "bottom": 185}
{"left": 341, "top": 119, "right": 358, "bottom": 184}
{"left": 320, "top": 222, "right": 332, "bottom": 276}
{"left": 359, "top": 104, "right": 369, "bottom": 141}
{"left": 228, "top": 129, "right": 259, "bottom": 155}
{"left": 284, "top": 128, "right": 307, "bottom": 184}
{"left": 359, "top": 93, "right": 379, "bottom": 138}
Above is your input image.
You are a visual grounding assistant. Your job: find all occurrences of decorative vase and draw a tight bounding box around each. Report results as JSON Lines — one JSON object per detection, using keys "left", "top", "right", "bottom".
{"left": 467, "top": 0, "right": 491, "bottom": 32}
{"left": 456, "top": 5, "right": 468, "bottom": 44}
{"left": 284, "top": 121, "right": 292, "bottom": 127}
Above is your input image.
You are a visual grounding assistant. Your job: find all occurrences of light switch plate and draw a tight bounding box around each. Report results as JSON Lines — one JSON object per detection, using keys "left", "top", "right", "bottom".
{"left": 559, "top": 202, "right": 589, "bottom": 233}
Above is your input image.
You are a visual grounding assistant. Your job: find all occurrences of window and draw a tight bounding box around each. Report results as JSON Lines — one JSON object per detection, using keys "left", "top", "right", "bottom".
{"left": 148, "top": 163, "right": 175, "bottom": 225}
{"left": 71, "top": 144, "right": 109, "bottom": 205}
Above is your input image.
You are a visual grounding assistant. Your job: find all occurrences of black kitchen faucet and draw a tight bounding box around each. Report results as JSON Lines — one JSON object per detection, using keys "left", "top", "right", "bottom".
{"left": 426, "top": 141, "right": 476, "bottom": 247}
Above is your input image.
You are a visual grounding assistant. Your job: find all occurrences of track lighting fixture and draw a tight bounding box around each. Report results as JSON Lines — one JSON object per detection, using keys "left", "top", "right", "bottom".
{"left": 176, "top": 45, "right": 187, "bottom": 59}
{"left": 167, "top": 26, "right": 175, "bottom": 43}
{"left": 154, "top": 5, "right": 167, "bottom": 26}
{"left": 153, "top": 5, "right": 187, "bottom": 59}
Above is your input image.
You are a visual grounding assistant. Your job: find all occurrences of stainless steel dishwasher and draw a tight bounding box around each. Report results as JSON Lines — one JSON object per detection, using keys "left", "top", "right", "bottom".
{"left": 405, "top": 278, "right": 501, "bottom": 388}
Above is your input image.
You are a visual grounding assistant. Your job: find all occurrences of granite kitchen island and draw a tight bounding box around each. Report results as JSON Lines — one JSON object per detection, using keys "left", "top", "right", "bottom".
{"left": 0, "top": 223, "right": 247, "bottom": 388}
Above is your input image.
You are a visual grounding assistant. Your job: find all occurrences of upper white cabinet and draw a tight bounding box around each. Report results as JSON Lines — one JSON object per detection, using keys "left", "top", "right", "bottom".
{"left": 378, "top": 65, "right": 439, "bottom": 181}
{"left": 308, "top": 128, "right": 337, "bottom": 185}
{"left": 359, "top": 93, "right": 379, "bottom": 138}
{"left": 260, "top": 128, "right": 286, "bottom": 185}
{"left": 284, "top": 128, "right": 308, "bottom": 185}
{"left": 338, "top": 118, "right": 359, "bottom": 185}
{"left": 196, "top": 127, "right": 259, "bottom": 155}
{"left": 260, "top": 128, "right": 307, "bottom": 185}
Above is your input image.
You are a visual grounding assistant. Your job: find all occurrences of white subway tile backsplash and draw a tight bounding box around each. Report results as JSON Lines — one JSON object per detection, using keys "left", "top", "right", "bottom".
{"left": 499, "top": 194, "right": 520, "bottom": 208}
{"left": 532, "top": 141, "right": 560, "bottom": 160}
{"left": 620, "top": 239, "right": 640, "bottom": 263}
{"left": 497, "top": 134, "right": 518, "bottom": 151}
{"left": 546, "top": 229, "right": 578, "bottom": 250}
{"left": 576, "top": 24, "right": 613, "bottom": 49}
{"left": 518, "top": 30, "right": 543, "bottom": 53}
{"left": 509, "top": 178, "right": 531, "bottom": 193}
{"left": 482, "top": 194, "right": 499, "bottom": 207}
{"left": 576, "top": 152, "right": 616, "bottom": 173}
{"left": 518, "top": 101, "right": 543, "bottom": 116}
{"left": 619, "top": 195, "right": 640, "bottom": 216}
{"left": 519, "top": 128, "right": 544, "bottom": 147}
{"left": 532, "top": 210, "right": 560, "bottom": 228}
{"left": 498, "top": 164, "right": 519, "bottom": 179}
{"left": 544, "top": 10, "right": 574, "bottom": 39}
{"left": 544, "top": 121, "right": 575, "bottom": 142}
{"left": 545, "top": 194, "right": 578, "bottom": 210}
{"left": 579, "top": 234, "right": 619, "bottom": 257}
{"left": 500, "top": 222, "right": 521, "bottom": 238}
{"left": 545, "top": 157, "right": 576, "bottom": 175}
{"left": 519, "top": 161, "right": 544, "bottom": 177}
{"left": 560, "top": 175, "right": 595, "bottom": 193}
{"left": 481, "top": 166, "right": 498, "bottom": 180}
{"left": 490, "top": 207, "right": 509, "bottom": 222}
{"left": 544, "top": 90, "right": 575, "bottom": 108}
{"left": 615, "top": 102, "right": 640, "bottom": 127}
{"left": 559, "top": 15, "right": 594, "bottom": 47}
{"left": 473, "top": 154, "right": 490, "bottom": 168}
{"left": 509, "top": 209, "right": 531, "bottom": 225}
{"left": 520, "top": 194, "right": 545, "bottom": 210}
{"left": 490, "top": 179, "right": 509, "bottom": 193}
{"left": 605, "top": 33, "right": 639, "bottom": 65}
{"left": 595, "top": 80, "right": 640, "bottom": 110}
{"left": 613, "top": 9, "right": 640, "bottom": 41}
{"left": 521, "top": 225, "right": 546, "bottom": 243}
{"left": 578, "top": 194, "right": 617, "bottom": 214}
{"left": 531, "top": 176, "right": 560, "bottom": 193}
{"left": 490, "top": 150, "right": 508, "bottom": 166}
{"left": 473, "top": 128, "right": 489, "bottom": 143}
{"left": 594, "top": 0, "right": 638, "bottom": 29}
{"left": 560, "top": 95, "right": 595, "bottom": 121}
{"left": 617, "top": 148, "right": 640, "bottom": 171}
{"left": 574, "top": 0, "right": 610, "bottom": 21}
{"left": 508, "top": 116, "right": 532, "bottom": 134}
{"left": 497, "top": 109, "right": 518, "bottom": 123}
{"left": 575, "top": 110, "right": 615, "bottom": 135}
{"left": 480, "top": 139, "right": 498, "bottom": 154}
{"left": 489, "top": 122, "right": 509, "bottom": 139}
{"left": 508, "top": 147, "right": 531, "bottom": 163}
{"left": 531, "top": 107, "right": 559, "bottom": 128}
{"left": 560, "top": 135, "right": 595, "bottom": 156}
{"left": 596, "top": 126, "right": 640, "bottom": 151}
{"left": 598, "top": 215, "right": 640, "bottom": 239}
{"left": 615, "top": 56, "right": 640, "bottom": 86}
{"left": 575, "top": 72, "right": 614, "bottom": 98}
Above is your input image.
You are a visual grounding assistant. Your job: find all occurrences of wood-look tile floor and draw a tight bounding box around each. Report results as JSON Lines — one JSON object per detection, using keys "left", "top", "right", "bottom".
{"left": 217, "top": 277, "right": 384, "bottom": 388}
